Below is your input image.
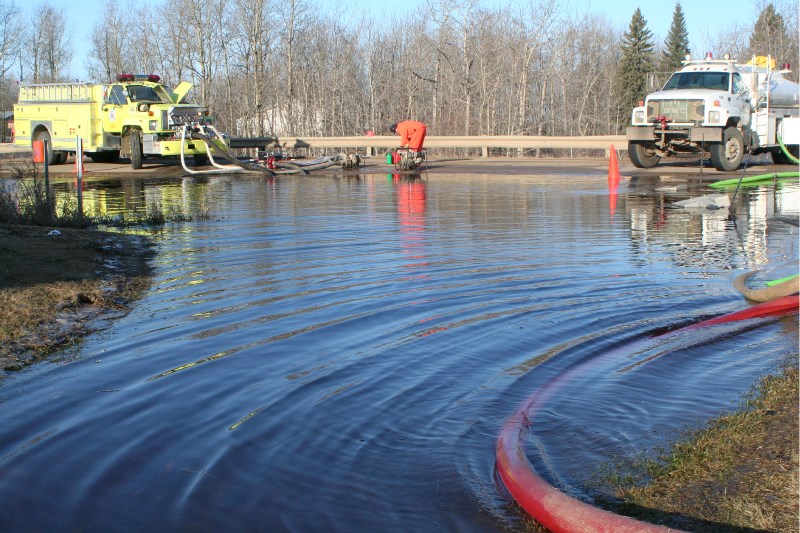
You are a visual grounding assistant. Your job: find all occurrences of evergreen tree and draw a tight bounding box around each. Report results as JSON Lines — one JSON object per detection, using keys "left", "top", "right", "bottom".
{"left": 615, "top": 8, "right": 655, "bottom": 130}
{"left": 660, "top": 2, "right": 689, "bottom": 73}
{"left": 748, "top": 4, "right": 789, "bottom": 63}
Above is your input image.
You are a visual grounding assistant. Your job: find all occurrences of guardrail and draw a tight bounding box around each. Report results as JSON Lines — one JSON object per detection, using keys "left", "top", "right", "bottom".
{"left": 229, "top": 135, "right": 627, "bottom": 156}
{"left": 1, "top": 134, "right": 627, "bottom": 158}
{"left": 0, "top": 144, "right": 33, "bottom": 155}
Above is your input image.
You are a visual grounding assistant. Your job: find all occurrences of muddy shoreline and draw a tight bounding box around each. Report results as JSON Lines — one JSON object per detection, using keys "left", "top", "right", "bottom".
{"left": 0, "top": 224, "right": 154, "bottom": 374}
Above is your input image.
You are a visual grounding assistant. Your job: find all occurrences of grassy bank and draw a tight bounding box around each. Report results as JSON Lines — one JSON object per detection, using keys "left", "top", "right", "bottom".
{"left": 0, "top": 223, "right": 154, "bottom": 372}
{"left": 606, "top": 363, "right": 799, "bottom": 532}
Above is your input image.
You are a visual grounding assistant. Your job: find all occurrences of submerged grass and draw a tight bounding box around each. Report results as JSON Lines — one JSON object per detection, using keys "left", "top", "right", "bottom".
{"left": 605, "top": 363, "right": 799, "bottom": 532}
{"left": 0, "top": 161, "right": 196, "bottom": 228}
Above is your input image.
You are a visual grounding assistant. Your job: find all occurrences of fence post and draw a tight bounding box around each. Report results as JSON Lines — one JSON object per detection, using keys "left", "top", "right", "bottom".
{"left": 76, "top": 136, "right": 83, "bottom": 220}
{"left": 42, "top": 139, "right": 51, "bottom": 215}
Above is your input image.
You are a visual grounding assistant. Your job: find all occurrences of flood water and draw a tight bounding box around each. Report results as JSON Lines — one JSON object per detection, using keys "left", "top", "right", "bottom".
{"left": 1, "top": 168, "right": 798, "bottom": 532}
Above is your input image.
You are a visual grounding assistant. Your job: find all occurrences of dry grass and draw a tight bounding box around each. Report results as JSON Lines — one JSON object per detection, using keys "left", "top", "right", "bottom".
{"left": 610, "top": 364, "right": 799, "bottom": 532}
{"left": 0, "top": 223, "right": 153, "bottom": 372}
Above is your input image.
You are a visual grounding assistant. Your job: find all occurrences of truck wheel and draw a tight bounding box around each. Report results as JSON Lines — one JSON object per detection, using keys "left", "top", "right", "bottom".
{"left": 193, "top": 154, "right": 209, "bottom": 166}
{"left": 628, "top": 142, "right": 660, "bottom": 168}
{"left": 33, "top": 129, "right": 60, "bottom": 165}
{"left": 130, "top": 129, "right": 143, "bottom": 169}
{"left": 710, "top": 127, "right": 744, "bottom": 171}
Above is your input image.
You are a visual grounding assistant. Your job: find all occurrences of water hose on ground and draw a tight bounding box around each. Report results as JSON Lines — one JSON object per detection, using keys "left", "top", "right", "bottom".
{"left": 734, "top": 271, "right": 800, "bottom": 302}
{"left": 777, "top": 132, "right": 800, "bottom": 165}
{"left": 668, "top": 294, "right": 798, "bottom": 331}
{"left": 496, "top": 294, "right": 799, "bottom": 531}
{"left": 496, "top": 413, "right": 679, "bottom": 532}
{"left": 184, "top": 127, "right": 275, "bottom": 176}
{"left": 709, "top": 171, "right": 799, "bottom": 189}
{"left": 766, "top": 274, "right": 799, "bottom": 287}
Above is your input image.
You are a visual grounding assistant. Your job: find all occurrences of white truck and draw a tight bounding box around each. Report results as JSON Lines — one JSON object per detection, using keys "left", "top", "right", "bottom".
{"left": 626, "top": 55, "right": 800, "bottom": 171}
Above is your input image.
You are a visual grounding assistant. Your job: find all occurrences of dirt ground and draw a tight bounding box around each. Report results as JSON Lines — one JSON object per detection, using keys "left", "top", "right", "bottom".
{"left": 0, "top": 150, "right": 794, "bottom": 180}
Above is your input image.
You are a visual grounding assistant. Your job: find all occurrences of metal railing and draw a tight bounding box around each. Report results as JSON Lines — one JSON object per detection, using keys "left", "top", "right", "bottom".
{"left": 229, "top": 134, "right": 627, "bottom": 157}
{"left": 2, "top": 134, "right": 627, "bottom": 157}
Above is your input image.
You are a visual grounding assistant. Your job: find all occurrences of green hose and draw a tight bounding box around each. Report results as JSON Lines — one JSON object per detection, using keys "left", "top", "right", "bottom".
{"left": 766, "top": 274, "right": 799, "bottom": 287}
{"left": 777, "top": 132, "right": 800, "bottom": 165}
{"left": 709, "top": 171, "right": 799, "bottom": 188}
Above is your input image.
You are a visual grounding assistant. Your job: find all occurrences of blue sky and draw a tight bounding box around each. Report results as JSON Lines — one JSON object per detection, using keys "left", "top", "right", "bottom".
{"left": 21, "top": 0, "right": 770, "bottom": 80}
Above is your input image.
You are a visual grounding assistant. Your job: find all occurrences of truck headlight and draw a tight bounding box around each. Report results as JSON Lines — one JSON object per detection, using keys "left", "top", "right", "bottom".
{"left": 634, "top": 110, "right": 645, "bottom": 124}
{"left": 149, "top": 120, "right": 158, "bottom": 131}
{"left": 708, "top": 111, "right": 720, "bottom": 124}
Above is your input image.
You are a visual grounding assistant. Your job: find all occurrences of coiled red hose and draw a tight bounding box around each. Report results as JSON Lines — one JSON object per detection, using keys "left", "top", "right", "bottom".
{"left": 496, "top": 295, "right": 798, "bottom": 531}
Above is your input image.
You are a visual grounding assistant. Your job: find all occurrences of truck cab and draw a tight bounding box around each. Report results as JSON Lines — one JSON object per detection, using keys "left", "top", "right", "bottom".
{"left": 626, "top": 54, "right": 799, "bottom": 171}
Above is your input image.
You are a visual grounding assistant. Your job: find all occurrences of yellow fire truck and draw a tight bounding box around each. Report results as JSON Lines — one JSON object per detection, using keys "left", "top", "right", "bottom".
{"left": 13, "top": 74, "right": 217, "bottom": 168}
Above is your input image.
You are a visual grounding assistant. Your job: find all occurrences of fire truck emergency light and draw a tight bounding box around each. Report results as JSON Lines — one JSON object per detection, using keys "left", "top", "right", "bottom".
{"left": 116, "top": 74, "right": 161, "bottom": 82}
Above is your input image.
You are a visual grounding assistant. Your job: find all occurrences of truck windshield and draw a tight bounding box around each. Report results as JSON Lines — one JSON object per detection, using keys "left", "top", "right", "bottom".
{"left": 662, "top": 72, "right": 730, "bottom": 91}
{"left": 126, "top": 85, "right": 168, "bottom": 103}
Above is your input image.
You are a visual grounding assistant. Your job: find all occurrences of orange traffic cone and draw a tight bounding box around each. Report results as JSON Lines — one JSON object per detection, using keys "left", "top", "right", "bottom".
{"left": 608, "top": 144, "right": 621, "bottom": 187}
{"left": 608, "top": 144, "right": 620, "bottom": 216}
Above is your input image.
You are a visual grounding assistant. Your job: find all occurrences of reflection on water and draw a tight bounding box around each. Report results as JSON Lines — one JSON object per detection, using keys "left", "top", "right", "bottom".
{"left": 627, "top": 176, "right": 798, "bottom": 274}
{"left": 394, "top": 174, "right": 429, "bottom": 271}
{"left": 0, "top": 171, "right": 796, "bottom": 532}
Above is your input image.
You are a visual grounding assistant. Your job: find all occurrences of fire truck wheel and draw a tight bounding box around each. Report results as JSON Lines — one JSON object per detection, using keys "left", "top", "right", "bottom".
{"left": 710, "top": 127, "right": 743, "bottom": 171}
{"left": 33, "top": 129, "right": 59, "bottom": 166}
{"left": 130, "top": 129, "right": 143, "bottom": 169}
{"left": 193, "top": 154, "right": 209, "bottom": 166}
{"left": 628, "top": 141, "right": 660, "bottom": 168}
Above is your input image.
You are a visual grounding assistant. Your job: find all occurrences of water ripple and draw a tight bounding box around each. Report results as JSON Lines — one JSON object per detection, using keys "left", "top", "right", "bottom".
{"left": 0, "top": 175, "right": 796, "bottom": 532}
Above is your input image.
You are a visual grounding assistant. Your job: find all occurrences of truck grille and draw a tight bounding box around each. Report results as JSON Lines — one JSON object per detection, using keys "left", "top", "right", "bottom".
{"left": 647, "top": 99, "right": 704, "bottom": 123}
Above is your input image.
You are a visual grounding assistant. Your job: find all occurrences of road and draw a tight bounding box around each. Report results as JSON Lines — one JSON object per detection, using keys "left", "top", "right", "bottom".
{"left": 0, "top": 145, "right": 793, "bottom": 180}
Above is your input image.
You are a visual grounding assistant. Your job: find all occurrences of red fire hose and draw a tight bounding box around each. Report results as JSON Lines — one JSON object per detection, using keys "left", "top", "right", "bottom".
{"left": 668, "top": 295, "right": 799, "bottom": 332}
{"left": 496, "top": 294, "right": 799, "bottom": 531}
{"left": 496, "top": 407, "right": 678, "bottom": 532}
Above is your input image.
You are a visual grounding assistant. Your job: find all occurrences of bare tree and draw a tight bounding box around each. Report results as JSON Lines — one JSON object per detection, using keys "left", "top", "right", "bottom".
{"left": 273, "top": 0, "right": 314, "bottom": 134}
{"left": 87, "top": 2, "right": 130, "bottom": 82}
{"left": 30, "top": 0, "right": 791, "bottom": 150}
{"left": 0, "top": 0, "right": 22, "bottom": 80}
{"left": 363, "top": 20, "right": 400, "bottom": 134}
{"left": 27, "top": 1, "right": 71, "bottom": 82}
{"left": 174, "top": 0, "right": 226, "bottom": 107}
